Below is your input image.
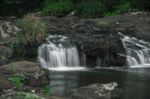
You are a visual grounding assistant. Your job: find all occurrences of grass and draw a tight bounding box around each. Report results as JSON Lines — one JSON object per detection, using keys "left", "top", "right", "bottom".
{"left": 16, "top": 14, "right": 47, "bottom": 45}
{"left": 8, "top": 73, "right": 24, "bottom": 91}
{"left": 10, "top": 14, "right": 48, "bottom": 59}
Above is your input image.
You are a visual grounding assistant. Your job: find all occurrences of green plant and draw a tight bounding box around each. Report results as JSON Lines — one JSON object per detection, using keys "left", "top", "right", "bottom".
{"left": 42, "top": 85, "right": 51, "bottom": 96}
{"left": 43, "top": 0, "right": 74, "bottom": 17}
{"left": 16, "top": 14, "right": 47, "bottom": 45}
{"left": 106, "top": 2, "right": 131, "bottom": 16}
{"left": 8, "top": 74, "right": 24, "bottom": 91}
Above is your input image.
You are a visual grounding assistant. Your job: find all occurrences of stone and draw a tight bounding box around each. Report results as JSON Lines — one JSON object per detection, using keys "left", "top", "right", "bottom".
{"left": 0, "top": 46, "right": 13, "bottom": 66}
{"left": 70, "top": 82, "right": 123, "bottom": 99}
{"left": 0, "top": 61, "right": 50, "bottom": 93}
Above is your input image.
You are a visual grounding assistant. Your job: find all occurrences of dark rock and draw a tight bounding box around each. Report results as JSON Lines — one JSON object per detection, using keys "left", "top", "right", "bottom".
{"left": 43, "top": 12, "right": 150, "bottom": 67}
{"left": 0, "top": 46, "right": 13, "bottom": 66}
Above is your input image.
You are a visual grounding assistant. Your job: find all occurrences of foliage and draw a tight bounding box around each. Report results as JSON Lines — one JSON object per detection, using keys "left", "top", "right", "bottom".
{"left": 11, "top": 14, "right": 48, "bottom": 59}
{"left": 0, "top": 0, "right": 150, "bottom": 17}
{"left": 42, "top": 0, "right": 150, "bottom": 18}
{"left": 16, "top": 14, "right": 47, "bottom": 45}
{"left": 8, "top": 74, "right": 24, "bottom": 91}
{"left": 42, "top": 85, "right": 51, "bottom": 96}
{"left": 106, "top": 2, "right": 132, "bottom": 16}
{"left": 43, "top": 0, "right": 74, "bottom": 17}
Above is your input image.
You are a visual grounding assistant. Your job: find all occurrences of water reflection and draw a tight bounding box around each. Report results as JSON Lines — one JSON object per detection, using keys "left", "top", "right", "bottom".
{"left": 49, "top": 71, "right": 79, "bottom": 96}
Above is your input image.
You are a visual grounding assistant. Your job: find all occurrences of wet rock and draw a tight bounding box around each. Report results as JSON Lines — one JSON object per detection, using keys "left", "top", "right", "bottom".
{"left": 70, "top": 82, "right": 123, "bottom": 99}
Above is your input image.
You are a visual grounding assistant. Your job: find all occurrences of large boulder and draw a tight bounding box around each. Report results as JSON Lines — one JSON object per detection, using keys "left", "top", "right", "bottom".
{"left": 70, "top": 82, "right": 123, "bottom": 99}
{"left": 0, "top": 61, "right": 49, "bottom": 94}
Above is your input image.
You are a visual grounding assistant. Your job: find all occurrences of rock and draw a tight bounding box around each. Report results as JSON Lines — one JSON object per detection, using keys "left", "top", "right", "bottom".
{"left": 0, "top": 61, "right": 50, "bottom": 93}
{"left": 42, "top": 12, "right": 150, "bottom": 67}
{"left": 0, "top": 21, "right": 20, "bottom": 38}
{"left": 0, "top": 77, "right": 13, "bottom": 94}
{"left": 0, "top": 91, "right": 45, "bottom": 99}
{"left": 0, "top": 46, "right": 13, "bottom": 66}
{"left": 70, "top": 82, "right": 123, "bottom": 99}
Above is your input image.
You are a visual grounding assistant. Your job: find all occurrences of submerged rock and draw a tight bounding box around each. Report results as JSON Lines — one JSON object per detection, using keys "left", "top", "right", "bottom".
{"left": 70, "top": 82, "right": 123, "bottom": 99}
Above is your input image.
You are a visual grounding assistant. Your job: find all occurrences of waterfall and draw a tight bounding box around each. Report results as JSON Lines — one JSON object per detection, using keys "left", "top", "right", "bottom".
{"left": 119, "top": 33, "right": 150, "bottom": 67}
{"left": 96, "top": 57, "right": 101, "bottom": 67}
{"left": 38, "top": 35, "right": 82, "bottom": 70}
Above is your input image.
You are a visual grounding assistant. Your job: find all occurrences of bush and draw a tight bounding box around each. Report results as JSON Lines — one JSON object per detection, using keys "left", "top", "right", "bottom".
{"left": 16, "top": 14, "right": 47, "bottom": 45}
{"left": 106, "top": 2, "right": 132, "bottom": 16}
{"left": 43, "top": 0, "right": 74, "bottom": 17}
{"left": 11, "top": 14, "right": 47, "bottom": 59}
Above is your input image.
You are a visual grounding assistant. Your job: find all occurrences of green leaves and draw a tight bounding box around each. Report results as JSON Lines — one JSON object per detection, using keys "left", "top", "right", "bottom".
{"left": 8, "top": 74, "right": 24, "bottom": 91}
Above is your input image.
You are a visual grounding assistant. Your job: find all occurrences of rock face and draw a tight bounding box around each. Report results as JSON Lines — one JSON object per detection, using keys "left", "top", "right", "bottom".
{"left": 70, "top": 82, "right": 123, "bottom": 99}
{"left": 41, "top": 12, "right": 150, "bottom": 67}
{"left": 0, "top": 20, "right": 20, "bottom": 66}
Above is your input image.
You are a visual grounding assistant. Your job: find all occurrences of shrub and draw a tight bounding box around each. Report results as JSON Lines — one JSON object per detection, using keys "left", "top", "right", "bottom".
{"left": 16, "top": 14, "right": 47, "bottom": 45}
{"left": 11, "top": 14, "right": 47, "bottom": 59}
{"left": 42, "top": 85, "right": 51, "bottom": 96}
{"left": 106, "top": 2, "right": 132, "bottom": 16}
{"left": 43, "top": 0, "right": 74, "bottom": 17}
{"left": 75, "top": 0, "right": 116, "bottom": 18}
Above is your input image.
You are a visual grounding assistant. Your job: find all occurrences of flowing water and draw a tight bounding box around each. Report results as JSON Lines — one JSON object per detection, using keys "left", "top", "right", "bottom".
{"left": 38, "top": 35, "right": 83, "bottom": 70}
{"left": 119, "top": 33, "right": 150, "bottom": 67}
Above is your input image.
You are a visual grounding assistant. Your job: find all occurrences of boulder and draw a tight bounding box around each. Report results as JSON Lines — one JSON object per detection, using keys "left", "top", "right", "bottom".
{"left": 0, "top": 61, "right": 49, "bottom": 94}
{"left": 70, "top": 82, "right": 123, "bottom": 99}
{"left": 0, "top": 46, "right": 13, "bottom": 66}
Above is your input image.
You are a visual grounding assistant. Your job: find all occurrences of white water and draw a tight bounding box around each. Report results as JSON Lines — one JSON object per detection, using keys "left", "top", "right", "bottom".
{"left": 119, "top": 33, "right": 150, "bottom": 67}
{"left": 38, "top": 35, "right": 83, "bottom": 71}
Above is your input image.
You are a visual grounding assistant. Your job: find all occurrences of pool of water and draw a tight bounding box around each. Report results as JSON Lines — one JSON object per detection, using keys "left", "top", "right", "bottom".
{"left": 49, "top": 67, "right": 150, "bottom": 99}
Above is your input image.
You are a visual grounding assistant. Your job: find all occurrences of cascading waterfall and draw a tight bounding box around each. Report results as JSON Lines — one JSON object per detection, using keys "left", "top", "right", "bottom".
{"left": 119, "top": 32, "right": 150, "bottom": 67}
{"left": 38, "top": 35, "right": 82, "bottom": 70}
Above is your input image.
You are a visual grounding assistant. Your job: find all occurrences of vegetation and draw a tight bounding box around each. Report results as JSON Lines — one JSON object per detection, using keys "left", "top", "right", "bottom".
{"left": 8, "top": 73, "right": 24, "bottom": 91}
{"left": 0, "top": 0, "right": 150, "bottom": 17}
{"left": 9, "top": 14, "right": 47, "bottom": 59}
{"left": 16, "top": 14, "right": 47, "bottom": 45}
{"left": 43, "top": 0, "right": 74, "bottom": 17}
{"left": 42, "top": 85, "right": 51, "bottom": 96}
